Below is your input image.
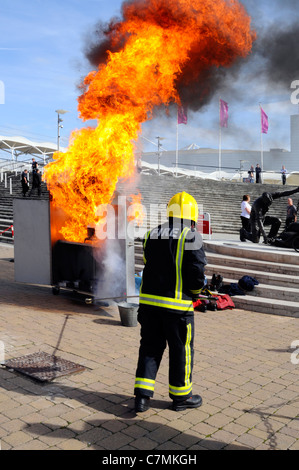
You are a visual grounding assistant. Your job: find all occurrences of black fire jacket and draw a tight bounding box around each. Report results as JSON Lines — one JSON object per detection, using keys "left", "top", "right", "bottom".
{"left": 139, "top": 221, "right": 207, "bottom": 315}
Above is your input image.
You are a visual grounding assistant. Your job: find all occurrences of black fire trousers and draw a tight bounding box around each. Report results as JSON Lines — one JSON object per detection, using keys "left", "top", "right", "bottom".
{"left": 244, "top": 215, "right": 281, "bottom": 243}
{"left": 134, "top": 308, "right": 194, "bottom": 402}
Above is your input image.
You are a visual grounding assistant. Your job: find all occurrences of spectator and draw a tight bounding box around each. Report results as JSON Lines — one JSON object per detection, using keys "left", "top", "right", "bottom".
{"left": 285, "top": 198, "right": 297, "bottom": 229}
{"left": 248, "top": 165, "right": 254, "bottom": 183}
{"left": 240, "top": 195, "right": 251, "bottom": 232}
{"left": 21, "top": 169, "right": 29, "bottom": 197}
{"left": 255, "top": 164, "right": 262, "bottom": 184}
{"left": 240, "top": 187, "right": 299, "bottom": 244}
{"left": 281, "top": 165, "right": 287, "bottom": 185}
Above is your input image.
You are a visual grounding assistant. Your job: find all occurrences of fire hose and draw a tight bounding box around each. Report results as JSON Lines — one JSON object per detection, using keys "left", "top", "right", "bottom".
{"left": 85, "top": 293, "right": 218, "bottom": 305}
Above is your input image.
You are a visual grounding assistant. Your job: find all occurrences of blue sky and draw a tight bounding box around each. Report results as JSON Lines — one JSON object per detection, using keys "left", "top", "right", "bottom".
{"left": 0, "top": 0, "right": 299, "bottom": 156}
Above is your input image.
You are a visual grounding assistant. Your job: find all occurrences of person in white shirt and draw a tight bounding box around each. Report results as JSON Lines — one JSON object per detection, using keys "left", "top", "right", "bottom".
{"left": 240, "top": 194, "right": 251, "bottom": 232}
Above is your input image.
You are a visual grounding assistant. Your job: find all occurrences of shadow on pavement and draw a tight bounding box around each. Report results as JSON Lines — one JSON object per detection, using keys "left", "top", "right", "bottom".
{"left": 0, "top": 368, "right": 249, "bottom": 450}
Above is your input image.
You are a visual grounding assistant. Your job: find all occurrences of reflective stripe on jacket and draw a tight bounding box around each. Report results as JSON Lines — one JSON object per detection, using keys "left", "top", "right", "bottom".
{"left": 139, "top": 221, "right": 206, "bottom": 314}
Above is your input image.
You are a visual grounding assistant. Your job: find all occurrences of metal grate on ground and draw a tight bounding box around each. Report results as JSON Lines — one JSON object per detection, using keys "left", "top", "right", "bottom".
{"left": 4, "top": 351, "right": 86, "bottom": 382}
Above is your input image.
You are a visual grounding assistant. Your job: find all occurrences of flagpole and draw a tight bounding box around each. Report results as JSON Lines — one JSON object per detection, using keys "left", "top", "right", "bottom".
{"left": 219, "top": 99, "right": 222, "bottom": 180}
{"left": 260, "top": 103, "right": 264, "bottom": 183}
{"left": 176, "top": 108, "right": 179, "bottom": 177}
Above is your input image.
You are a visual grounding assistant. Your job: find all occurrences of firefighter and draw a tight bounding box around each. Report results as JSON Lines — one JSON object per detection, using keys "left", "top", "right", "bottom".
{"left": 134, "top": 192, "right": 207, "bottom": 412}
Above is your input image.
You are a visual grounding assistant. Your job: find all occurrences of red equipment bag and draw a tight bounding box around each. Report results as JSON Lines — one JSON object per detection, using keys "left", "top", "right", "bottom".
{"left": 193, "top": 292, "right": 235, "bottom": 311}
{"left": 193, "top": 298, "right": 204, "bottom": 310}
{"left": 216, "top": 294, "right": 235, "bottom": 310}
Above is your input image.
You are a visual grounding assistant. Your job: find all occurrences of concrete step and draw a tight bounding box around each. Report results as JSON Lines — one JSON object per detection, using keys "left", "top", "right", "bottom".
{"left": 134, "top": 234, "right": 299, "bottom": 316}
{"left": 204, "top": 240, "right": 299, "bottom": 266}
{"left": 206, "top": 251, "right": 299, "bottom": 276}
{"left": 206, "top": 275, "right": 299, "bottom": 302}
{"left": 136, "top": 250, "right": 299, "bottom": 295}
{"left": 0, "top": 236, "right": 13, "bottom": 244}
{"left": 205, "top": 263, "right": 299, "bottom": 288}
{"left": 136, "top": 260, "right": 299, "bottom": 296}
{"left": 231, "top": 295, "right": 299, "bottom": 318}
{"left": 203, "top": 239, "right": 299, "bottom": 316}
{"left": 0, "top": 213, "right": 14, "bottom": 220}
{"left": 134, "top": 263, "right": 299, "bottom": 317}
{"left": 135, "top": 264, "right": 144, "bottom": 275}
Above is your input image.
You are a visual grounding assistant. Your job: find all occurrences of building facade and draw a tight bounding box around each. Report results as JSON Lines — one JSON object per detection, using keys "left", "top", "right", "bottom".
{"left": 142, "top": 115, "right": 299, "bottom": 176}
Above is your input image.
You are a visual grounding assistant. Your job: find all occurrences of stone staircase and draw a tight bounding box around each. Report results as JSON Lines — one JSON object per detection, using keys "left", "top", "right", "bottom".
{"left": 134, "top": 239, "right": 299, "bottom": 318}
{"left": 117, "top": 172, "right": 298, "bottom": 236}
{"left": 203, "top": 240, "right": 299, "bottom": 317}
{"left": 125, "top": 172, "right": 299, "bottom": 317}
{"left": 0, "top": 177, "right": 14, "bottom": 243}
{"left": 0, "top": 172, "right": 49, "bottom": 243}
{"left": 1, "top": 170, "right": 299, "bottom": 316}
{"left": 1, "top": 171, "right": 296, "bottom": 243}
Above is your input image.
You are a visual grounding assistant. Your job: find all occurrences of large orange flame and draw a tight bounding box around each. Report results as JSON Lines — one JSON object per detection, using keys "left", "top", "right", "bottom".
{"left": 43, "top": 0, "right": 256, "bottom": 242}
{"left": 128, "top": 192, "right": 145, "bottom": 226}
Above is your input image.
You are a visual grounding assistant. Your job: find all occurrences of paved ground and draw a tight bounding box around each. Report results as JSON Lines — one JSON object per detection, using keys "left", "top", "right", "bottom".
{"left": 0, "top": 242, "right": 298, "bottom": 451}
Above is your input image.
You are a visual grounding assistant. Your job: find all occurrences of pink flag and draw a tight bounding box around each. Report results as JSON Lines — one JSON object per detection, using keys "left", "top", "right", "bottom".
{"left": 220, "top": 99, "right": 228, "bottom": 128}
{"left": 261, "top": 107, "right": 268, "bottom": 134}
{"left": 178, "top": 105, "right": 187, "bottom": 125}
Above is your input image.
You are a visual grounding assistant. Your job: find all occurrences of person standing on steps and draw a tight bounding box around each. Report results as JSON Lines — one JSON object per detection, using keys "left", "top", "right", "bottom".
{"left": 21, "top": 169, "right": 29, "bottom": 197}
{"left": 281, "top": 165, "right": 287, "bottom": 185}
{"left": 285, "top": 198, "right": 297, "bottom": 229}
{"left": 240, "top": 194, "right": 251, "bottom": 232}
{"left": 29, "top": 168, "right": 42, "bottom": 197}
{"left": 255, "top": 163, "right": 262, "bottom": 184}
{"left": 248, "top": 165, "right": 254, "bottom": 183}
{"left": 134, "top": 192, "right": 207, "bottom": 413}
{"left": 31, "top": 158, "right": 37, "bottom": 172}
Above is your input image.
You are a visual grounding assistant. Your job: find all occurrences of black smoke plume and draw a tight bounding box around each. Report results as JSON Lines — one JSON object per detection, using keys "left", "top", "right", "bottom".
{"left": 83, "top": 0, "right": 299, "bottom": 112}
{"left": 255, "top": 24, "right": 299, "bottom": 87}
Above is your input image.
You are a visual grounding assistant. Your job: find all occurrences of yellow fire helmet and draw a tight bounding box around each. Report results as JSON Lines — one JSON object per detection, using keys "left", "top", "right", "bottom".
{"left": 166, "top": 191, "right": 199, "bottom": 223}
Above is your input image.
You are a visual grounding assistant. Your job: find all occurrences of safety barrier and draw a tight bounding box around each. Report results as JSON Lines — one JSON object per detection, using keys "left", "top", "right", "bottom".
{"left": 197, "top": 212, "right": 212, "bottom": 240}
{"left": 0, "top": 219, "right": 14, "bottom": 241}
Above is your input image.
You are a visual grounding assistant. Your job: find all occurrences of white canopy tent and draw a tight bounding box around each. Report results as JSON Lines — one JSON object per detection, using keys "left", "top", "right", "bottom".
{"left": 0, "top": 135, "right": 65, "bottom": 170}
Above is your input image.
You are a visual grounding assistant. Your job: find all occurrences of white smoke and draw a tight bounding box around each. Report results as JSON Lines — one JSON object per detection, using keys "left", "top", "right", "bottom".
{"left": 95, "top": 238, "right": 127, "bottom": 302}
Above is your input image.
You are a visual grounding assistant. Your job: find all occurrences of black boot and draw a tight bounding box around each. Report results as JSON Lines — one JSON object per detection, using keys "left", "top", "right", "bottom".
{"left": 211, "top": 274, "right": 217, "bottom": 288}
{"left": 240, "top": 228, "right": 247, "bottom": 242}
{"left": 207, "top": 301, "right": 217, "bottom": 311}
{"left": 214, "top": 275, "right": 223, "bottom": 291}
{"left": 135, "top": 395, "right": 150, "bottom": 413}
{"left": 172, "top": 394, "right": 202, "bottom": 412}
